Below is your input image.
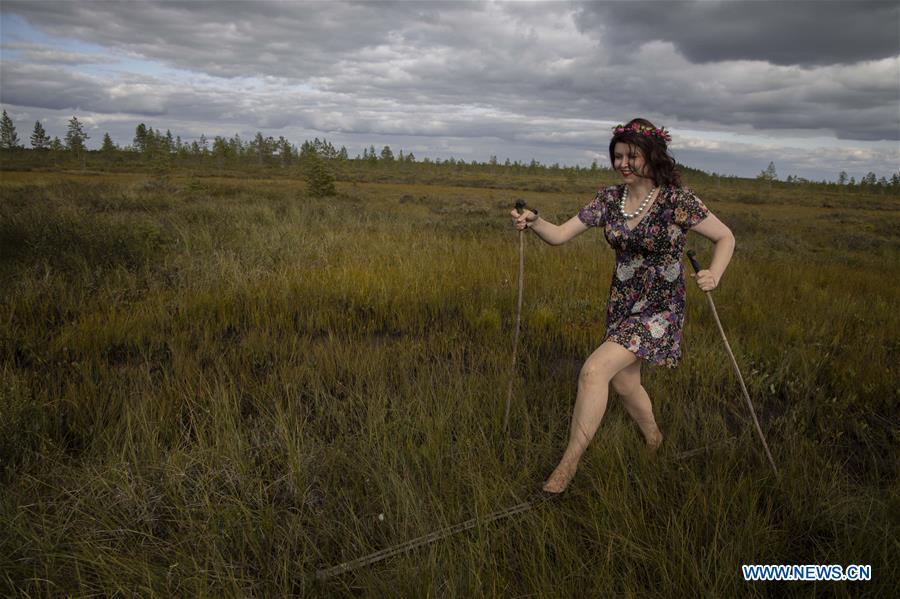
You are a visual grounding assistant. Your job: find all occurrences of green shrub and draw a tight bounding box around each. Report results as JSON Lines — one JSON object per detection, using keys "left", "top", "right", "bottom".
{"left": 305, "top": 156, "right": 336, "bottom": 197}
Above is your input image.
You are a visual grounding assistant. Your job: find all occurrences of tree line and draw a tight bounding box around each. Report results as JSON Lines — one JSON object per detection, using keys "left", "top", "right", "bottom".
{"left": 0, "top": 111, "right": 611, "bottom": 176}
{"left": 2, "top": 111, "right": 899, "bottom": 191}
{"left": 757, "top": 160, "right": 899, "bottom": 191}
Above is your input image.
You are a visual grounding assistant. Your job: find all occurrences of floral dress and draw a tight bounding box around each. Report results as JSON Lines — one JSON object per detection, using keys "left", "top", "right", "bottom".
{"left": 578, "top": 185, "right": 709, "bottom": 367}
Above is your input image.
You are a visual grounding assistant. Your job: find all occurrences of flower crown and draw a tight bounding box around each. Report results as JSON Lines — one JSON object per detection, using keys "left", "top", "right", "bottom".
{"left": 612, "top": 122, "right": 672, "bottom": 143}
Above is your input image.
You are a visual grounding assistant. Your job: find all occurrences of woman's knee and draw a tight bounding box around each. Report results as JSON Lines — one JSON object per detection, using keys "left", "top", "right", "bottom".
{"left": 579, "top": 357, "right": 623, "bottom": 386}
{"left": 579, "top": 342, "right": 637, "bottom": 386}
{"left": 578, "top": 362, "right": 606, "bottom": 386}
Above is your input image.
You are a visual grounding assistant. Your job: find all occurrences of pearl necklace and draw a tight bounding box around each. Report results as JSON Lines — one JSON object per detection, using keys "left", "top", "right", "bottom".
{"left": 620, "top": 185, "right": 657, "bottom": 220}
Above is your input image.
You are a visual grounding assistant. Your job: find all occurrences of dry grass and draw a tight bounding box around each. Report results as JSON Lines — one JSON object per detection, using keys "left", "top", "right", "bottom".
{"left": 1, "top": 170, "right": 898, "bottom": 596}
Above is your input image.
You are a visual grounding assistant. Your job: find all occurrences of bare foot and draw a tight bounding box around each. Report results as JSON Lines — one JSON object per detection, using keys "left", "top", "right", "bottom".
{"left": 646, "top": 429, "right": 664, "bottom": 452}
{"left": 542, "top": 461, "right": 577, "bottom": 494}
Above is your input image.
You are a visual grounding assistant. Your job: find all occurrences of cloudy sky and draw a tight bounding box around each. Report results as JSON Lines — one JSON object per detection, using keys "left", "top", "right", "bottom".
{"left": 2, "top": 0, "right": 898, "bottom": 181}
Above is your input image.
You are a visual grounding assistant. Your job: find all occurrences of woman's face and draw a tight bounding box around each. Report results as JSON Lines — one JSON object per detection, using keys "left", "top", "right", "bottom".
{"left": 613, "top": 142, "right": 650, "bottom": 184}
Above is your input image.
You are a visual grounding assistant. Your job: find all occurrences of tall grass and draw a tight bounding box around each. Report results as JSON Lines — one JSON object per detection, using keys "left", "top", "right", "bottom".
{"left": 1, "top": 171, "right": 897, "bottom": 596}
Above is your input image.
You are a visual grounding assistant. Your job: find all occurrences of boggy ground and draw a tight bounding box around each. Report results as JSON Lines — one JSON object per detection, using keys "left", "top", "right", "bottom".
{"left": 1, "top": 170, "right": 897, "bottom": 596}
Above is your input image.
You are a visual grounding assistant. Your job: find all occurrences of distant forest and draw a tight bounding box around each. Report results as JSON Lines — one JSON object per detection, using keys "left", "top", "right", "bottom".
{"left": 2, "top": 111, "right": 899, "bottom": 192}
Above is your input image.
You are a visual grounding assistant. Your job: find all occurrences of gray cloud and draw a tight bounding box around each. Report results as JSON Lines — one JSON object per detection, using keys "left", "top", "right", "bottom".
{"left": 1, "top": 0, "right": 897, "bottom": 180}
{"left": 576, "top": 1, "right": 900, "bottom": 67}
{"left": 0, "top": 62, "right": 168, "bottom": 115}
{"left": 4, "top": 0, "right": 896, "bottom": 141}
{"left": 1, "top": 42, "right": 115, "bottom": 65}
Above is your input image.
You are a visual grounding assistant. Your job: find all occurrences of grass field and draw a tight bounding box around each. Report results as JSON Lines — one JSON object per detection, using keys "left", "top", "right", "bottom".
{"left": 1, "top": 168, "right": 898, "bottom": 596}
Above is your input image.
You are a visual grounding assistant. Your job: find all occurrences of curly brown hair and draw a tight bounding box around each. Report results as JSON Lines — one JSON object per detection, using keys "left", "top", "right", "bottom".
{"left": 608, "top": 118, "right": 682, "bottom": 188}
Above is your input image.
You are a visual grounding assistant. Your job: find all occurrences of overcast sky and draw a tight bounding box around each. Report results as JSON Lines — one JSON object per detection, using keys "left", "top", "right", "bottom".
{"left": 2, "top": 0, "right": 898, "bottom": 181}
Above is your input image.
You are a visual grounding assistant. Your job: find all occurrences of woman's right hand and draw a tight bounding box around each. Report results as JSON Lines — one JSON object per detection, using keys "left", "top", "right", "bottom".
{"left": 510, "top": 209, "right": 536, "bottom": 231}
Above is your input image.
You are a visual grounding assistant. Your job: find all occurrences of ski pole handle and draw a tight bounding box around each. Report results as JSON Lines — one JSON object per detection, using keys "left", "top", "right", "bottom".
{"left": 686, "top": 249, "right": 702, "bottom": 273}
{"left": 514, "top": 199, "right": 526, "bottom": 215}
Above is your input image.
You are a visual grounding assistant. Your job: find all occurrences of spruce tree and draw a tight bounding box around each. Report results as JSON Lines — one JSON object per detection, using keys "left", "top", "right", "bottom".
{"left": 30, "top": 120, "right": 50, "bottom": 149}
{"left": 0, "top": 110, "right": 20, "bottom": 149}
{"left": 305, "top": 154, "right": 336, "bottom": 197}
{"left": 101, "top": 132, "right": 117, "bottom": 153}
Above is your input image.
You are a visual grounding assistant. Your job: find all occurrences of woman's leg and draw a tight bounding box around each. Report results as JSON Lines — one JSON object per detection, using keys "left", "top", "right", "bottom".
{"left": 543, "top": 341, "right": 638, "bottom": 493}
{"left": 610, "top": 361, "right": 663, "bottom": 449}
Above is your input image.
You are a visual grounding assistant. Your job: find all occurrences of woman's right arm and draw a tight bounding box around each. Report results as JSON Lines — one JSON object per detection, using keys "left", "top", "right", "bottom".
{"left": 510, "top": 210, "right": 590, "bottom": 246}
{"left": 510, "top": 189, "right": 605, "bottom": 245}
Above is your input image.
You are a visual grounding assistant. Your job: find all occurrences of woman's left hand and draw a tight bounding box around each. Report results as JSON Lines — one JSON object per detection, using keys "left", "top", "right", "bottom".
{"left": 691, "top": 269, "right": 719, "bottom": 292}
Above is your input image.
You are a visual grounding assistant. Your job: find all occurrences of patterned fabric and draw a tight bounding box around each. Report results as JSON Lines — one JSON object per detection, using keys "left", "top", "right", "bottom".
{"left": 578, "top": 185, "right": 709, "bottom": 367}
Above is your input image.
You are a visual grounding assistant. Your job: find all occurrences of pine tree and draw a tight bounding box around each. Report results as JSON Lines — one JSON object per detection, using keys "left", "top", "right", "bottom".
{"left": 212, "top": 136, "right": 229, "bottom": 168}
{"left": 50, "top": 137, "right": 63, "bottom": 152}
{"left": 380, "top": 145, "right": 394, "bottom": 162}
{"left": 251, "top": 132, "right": 273, "bottom": 165}
{"left": 134, "top": 123, "right": 149, "bottom": 153}
{"left": 65, "top": 116, "right": 90, "bottom": 168}
{"left": 758, "top": 161, "right": 777, "bottom": 182}
{"left": 299, "top": 140, "right": 317, "bottom": 163}
{"left": 276, "top": 136, "right": 293, "bottom": 167}
{"left": 229, "top": 134, "right": 243, "bottom": 157}
{"left": 837, "top": 171, "right": 848, "bottom": 185}
{"left": 165, "top": 129, "right": 175, "bottom": 153}
{"left": 30, "top": 120, "right": 50, "bottom": 150}
{"left": 0, "top": 110, "right": 20, "bottom": 149}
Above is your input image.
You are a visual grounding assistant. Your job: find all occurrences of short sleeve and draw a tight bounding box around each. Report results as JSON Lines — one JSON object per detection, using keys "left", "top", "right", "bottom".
{"left": 577, "top": 190, "right": 607, "bottom": 228}
{"left": 673, "top": 189, "right": 709, "bottom": 229}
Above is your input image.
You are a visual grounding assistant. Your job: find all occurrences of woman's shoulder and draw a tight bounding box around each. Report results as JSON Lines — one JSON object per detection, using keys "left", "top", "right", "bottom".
{"left": 665, "top": 185, "right": 696, "bottom": 195}
{"left": 663, "top": 185, "right": 701, "bottom": 203}
{"left": 597, "top": 184, "right": 624, "bottom": 199}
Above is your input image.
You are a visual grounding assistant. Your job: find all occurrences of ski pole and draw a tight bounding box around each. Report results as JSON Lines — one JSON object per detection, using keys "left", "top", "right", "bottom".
{"left": 503, "top": 199, "right": 527, "bottom": 432}
{"left": 686, "top": 249, "right": 779, "bottom": 478}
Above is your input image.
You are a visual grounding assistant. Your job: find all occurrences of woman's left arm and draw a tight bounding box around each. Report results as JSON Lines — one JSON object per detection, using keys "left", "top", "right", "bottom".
{"left": 689, "top": 212, "right": 735, "bottom": 291}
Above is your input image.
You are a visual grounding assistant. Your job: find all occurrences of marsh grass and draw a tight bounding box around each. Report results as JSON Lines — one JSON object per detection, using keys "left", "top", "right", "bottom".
{"left": 1, "top": 171, "right": 897, "bottom": 596}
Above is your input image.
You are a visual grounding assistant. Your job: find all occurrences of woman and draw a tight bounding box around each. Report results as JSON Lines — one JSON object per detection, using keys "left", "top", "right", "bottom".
{"left": 510, "top": 118, "right": 735, "bottom": 494}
